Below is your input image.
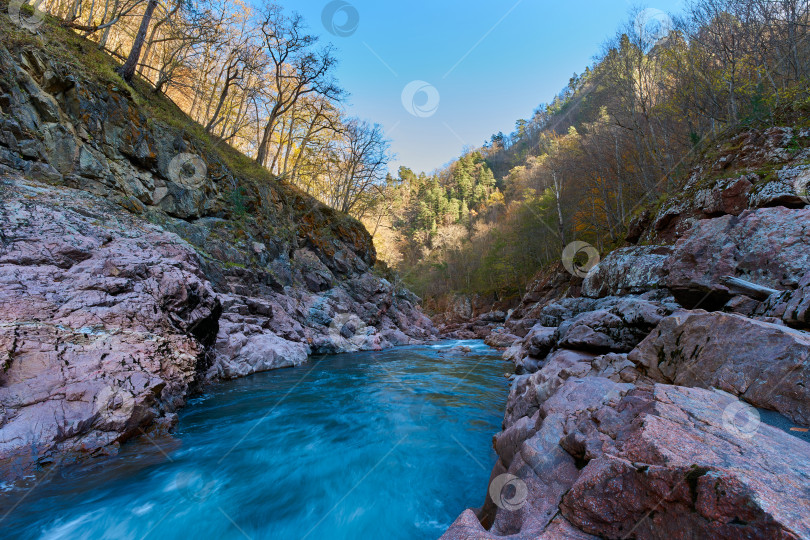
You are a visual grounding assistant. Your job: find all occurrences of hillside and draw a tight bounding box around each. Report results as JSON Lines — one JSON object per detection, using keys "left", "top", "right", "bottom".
{"left": 375, "top": 2, "right": 810, "bottom": 314}
{"left": 0, "top": 10, "right": 433, "bottom": 480}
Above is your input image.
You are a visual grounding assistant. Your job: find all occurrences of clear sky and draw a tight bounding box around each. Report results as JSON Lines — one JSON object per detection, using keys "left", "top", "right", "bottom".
{"left": 284, "top": 0, "right": 686, "bottom": 174}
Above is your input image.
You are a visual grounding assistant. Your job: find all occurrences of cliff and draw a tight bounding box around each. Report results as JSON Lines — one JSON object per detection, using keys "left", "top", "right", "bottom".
{"left": 0, "top": 14, "right": 434, "bottom": 480}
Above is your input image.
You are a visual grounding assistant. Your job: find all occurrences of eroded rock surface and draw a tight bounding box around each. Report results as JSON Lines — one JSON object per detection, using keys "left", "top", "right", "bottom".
{"left": 630, "top": 310, "right": 810, "bottom": 426}
{"left": 664, "top": 207, "right": 810, "bottom": 308}
{"left": 0, "top": 175, "right": 220, "bottom": 478}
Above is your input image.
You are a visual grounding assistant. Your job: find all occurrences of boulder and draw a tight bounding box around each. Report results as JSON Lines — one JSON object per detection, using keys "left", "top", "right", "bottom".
{"left": 759, "top": 270, "right": 810, "bottom": 329}
{"left": 485, "top": 331, "right": 521, "bottom": 349}
{"left": 479, "top": 310, "right": 507, "bottom": 323}
{"left": 211, "top": 327, "right": 309, "bottom": 379}
{"left": 582, "top": 246, "right": 672, "bottom": 299}
{"left": 664, "top": 207, "right": 810, "bottom": 308}
{"left": 629, "top": 311, "right": 810, "bottom": 425}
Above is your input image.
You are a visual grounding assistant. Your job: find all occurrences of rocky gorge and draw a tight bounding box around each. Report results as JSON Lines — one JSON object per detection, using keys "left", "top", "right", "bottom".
{"left": 2, "top": 5, "right": 810, "bottom": 539}
{"left": 442, "top": 126, "right": 810, "bottom": 538}
{"left": 0, "top": 23, "right": 434, "bottom": 482}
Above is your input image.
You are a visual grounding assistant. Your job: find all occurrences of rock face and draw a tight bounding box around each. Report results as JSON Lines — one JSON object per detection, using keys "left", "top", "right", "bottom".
{"left": 648, "top": 127, "right": 810, "bottom": 242}
{"left": 664, "top": 207, "right": 810, "bottom": 308}
{"left": 0, "top": 28, "right": 435, "bottom": 480}
{"left": 443, "top": 125, "right": 810, "bottom": 538}
{"left": 630, "top": 311, "right": 810, "bottom": 426}
{"left": 0, "top": 175, "right": 221, "bottom": 478}
{"left": 582, "top": 246, "right": 672, "bottom": 299}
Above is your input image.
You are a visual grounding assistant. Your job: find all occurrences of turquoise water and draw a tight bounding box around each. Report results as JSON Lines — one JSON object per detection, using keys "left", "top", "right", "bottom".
{"left": 0, "top": 341, "right": 509, "bottom": 539}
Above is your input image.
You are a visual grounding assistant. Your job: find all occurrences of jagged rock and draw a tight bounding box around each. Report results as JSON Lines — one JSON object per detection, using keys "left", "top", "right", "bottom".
{"left": 479, "top": 310, "right": 507, "bottom": 323}
{"left": 759, "top": 270, "right": 810, "bottom": 329}
{"left": 664, "top": 207, "right": 810, "bottom": 308}
{"left": 509, "top": 262, "right": 580, "bottom": 322}
{"left": 625, "top": 210, "right": 652, "bottom": 244}
{"left": 210, "top": 326, "right": 309, "bottom": 379}
{"left": 582, "top": 246, "right": 672, "bottom": 299}
{"left": 504, "top": 317, "right": 539, "bottom": 338}
{"left": 503, "top": 349, "right": 597, "bottom": 429}
{"left": 0, "top": 175, "right": 220, "bottom": 479}
{"left": 504, "top": 298, "right": 672, "bottom": 376}
{"left": 696, "top": 174, "right": 754, "bottom": 215}
{"left": 485, "top": 331, "right": 521, "bottom": 349}
{"left": 560, "top": 384, "right": 810, "bottom": 539}
{"left": 629, "top": 311, "right": 810, "bottom": 426}
{"left": 749, "top": 164, "right": 810, "bottom": 208}
{"left": 448, "top": 377, "right": 810, "bottom": 539}
{"left": 517, "top": 325, "right": 556, "bottom": 360}
{"left": 723, "top": 294, "right": 762, "bottom": 316}
{"left": 587, "top": 353, "right": 644, "bottom": 384}
{"left": 442, "top": 510, "right": 597, "bottom": 540}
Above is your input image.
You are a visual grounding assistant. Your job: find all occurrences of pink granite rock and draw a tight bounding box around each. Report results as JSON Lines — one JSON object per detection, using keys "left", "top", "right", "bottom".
{"left": 629, "top": 311, "right": 810, "bottom": 426}
{"left": 0, "top": 175, "right": 220, "bottom": 479}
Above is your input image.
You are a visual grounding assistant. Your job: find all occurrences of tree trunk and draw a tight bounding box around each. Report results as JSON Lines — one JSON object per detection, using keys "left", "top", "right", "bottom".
{"left": 116, "top": 0, "right": 157, "bottom": 83}
{"left": 256, "top": 117, "right": 276, "bottom": 166}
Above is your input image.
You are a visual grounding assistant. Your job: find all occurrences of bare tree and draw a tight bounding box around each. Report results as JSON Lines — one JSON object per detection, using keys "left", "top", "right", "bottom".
{"left": 324, "top": 119, "right": 391, "bottom": 216}
{"left": 254, "top": 7, "right": 340, "bottom": 166}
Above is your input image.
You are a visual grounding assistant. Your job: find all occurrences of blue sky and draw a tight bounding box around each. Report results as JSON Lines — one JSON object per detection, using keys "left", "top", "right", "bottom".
{"left": 286, "top": 0, "right": 686, "bottom": 174}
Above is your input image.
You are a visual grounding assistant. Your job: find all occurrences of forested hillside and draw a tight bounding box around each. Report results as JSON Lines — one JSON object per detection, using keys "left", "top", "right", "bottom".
{"left": 13, "top": 0, "right": 391, "bottom": 216}
{"left": 13, "top": 0, "right": 809, "bottom": 310}
{"left": 370, "top": 0, "right": 810, "bottom": 308}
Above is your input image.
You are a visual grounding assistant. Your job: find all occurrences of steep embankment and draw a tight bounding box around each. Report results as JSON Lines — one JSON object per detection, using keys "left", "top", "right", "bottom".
{"left": 442, "top": 127, "right": 810, "bottom": 538}
{"left": 0, "top": 17, "right": 433, "bottom": 480}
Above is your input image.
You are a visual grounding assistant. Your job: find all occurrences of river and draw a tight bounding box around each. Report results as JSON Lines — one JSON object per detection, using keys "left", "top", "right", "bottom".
{"left": 0, "top": 340, "right": 509, "bottom": 540}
